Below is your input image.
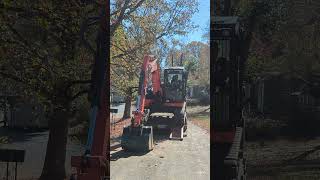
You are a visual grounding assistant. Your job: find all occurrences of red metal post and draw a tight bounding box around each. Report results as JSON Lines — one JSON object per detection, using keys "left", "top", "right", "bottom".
{"left": 70, "top": 1, "right": 109, "bottom": 179}
{"left": 71, "top": 85, "right": 108, "bottom": 179}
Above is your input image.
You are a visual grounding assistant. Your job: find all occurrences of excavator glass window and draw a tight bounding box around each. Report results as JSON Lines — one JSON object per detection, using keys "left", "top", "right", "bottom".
{"left": 212, "top": 17, "right": 244, "bottom": 130}
{"left": 214, "top": 40, "right": 230, "bottom": 61}
{"left": 167, "top": 74, "right": 182, "bottom": 87}
{"left": 163, "top": 69, "right": 187, "bottom": 102}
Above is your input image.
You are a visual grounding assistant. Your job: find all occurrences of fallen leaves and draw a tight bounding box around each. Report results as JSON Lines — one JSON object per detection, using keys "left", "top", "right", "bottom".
{"left": 110, "top": 118, "right": 131, "bottom": 140}
{"left": 190, "top": 119, "right": 210, "bottom": 133}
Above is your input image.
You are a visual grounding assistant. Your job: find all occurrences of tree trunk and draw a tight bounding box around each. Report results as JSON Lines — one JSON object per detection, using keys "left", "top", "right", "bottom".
{"left": 40, "top": 108, "right": 69, "bottom": 180}
{"left": 122, "top": 89, "right": 132, "bottom": 119}
{"left": 3, "top": 99, "right": 7, "bottom": 127}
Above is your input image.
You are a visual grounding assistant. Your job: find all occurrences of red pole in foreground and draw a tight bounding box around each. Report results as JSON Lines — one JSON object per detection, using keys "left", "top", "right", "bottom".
{"left": 70, "top": 1, "right": 109, "bottom": 179}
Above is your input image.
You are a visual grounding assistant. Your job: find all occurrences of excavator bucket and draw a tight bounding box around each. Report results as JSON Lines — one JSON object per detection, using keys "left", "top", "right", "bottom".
{"left": 121, "top": 126, "right": 154, "bottom": 152}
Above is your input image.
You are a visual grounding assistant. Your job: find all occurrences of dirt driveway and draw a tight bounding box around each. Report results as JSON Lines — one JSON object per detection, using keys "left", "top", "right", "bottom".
{"left": 110, "top": 122, "right": 210, "bottom": 180}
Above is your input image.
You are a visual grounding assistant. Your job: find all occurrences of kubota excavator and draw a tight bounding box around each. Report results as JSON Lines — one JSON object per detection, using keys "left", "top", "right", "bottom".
{"left": 121, "top": 55, "right": 188, "bottom": 152}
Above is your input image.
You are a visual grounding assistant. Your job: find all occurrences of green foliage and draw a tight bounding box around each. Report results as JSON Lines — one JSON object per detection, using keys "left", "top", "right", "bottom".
{"left": 184, "top": 59, "right": 198, "bottom": 74}
{"left": 176, "top": 41, "right": 210, "bottom": 87}
{"left": 236, "top": 0, "right": 320, "bottom": 81}
{"left": 110, "top": 26, "right": 138, "bottom": 96}
{"left": 0, "top": 1, "right": 99, "bottom": 114}
{"left": 236, "top": 0, "right": 256, "bottom": 17}
{"left": 0, "top": 2, "right": 104, "bottom": 179}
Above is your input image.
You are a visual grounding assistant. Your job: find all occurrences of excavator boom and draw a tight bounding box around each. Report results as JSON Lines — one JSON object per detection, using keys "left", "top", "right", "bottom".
{"left": 121, "top": 55, "right": 162, "bottom": 152}
{"left": 133, "top": 55, "right": 161, "bottom": 127}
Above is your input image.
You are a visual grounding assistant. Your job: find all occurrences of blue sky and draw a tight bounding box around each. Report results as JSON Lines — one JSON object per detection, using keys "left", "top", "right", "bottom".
{"left": 179, "top": 0, "right": 210, "bottom": 44}
{"left": 160, "top": 0, "right": 209, "bottom": 67}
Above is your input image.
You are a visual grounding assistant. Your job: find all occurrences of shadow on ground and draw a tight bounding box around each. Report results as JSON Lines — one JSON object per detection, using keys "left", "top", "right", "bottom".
{"left": 110, "top": 150, "right": 149, "bottom": 161}
{"left": 110, "top": 129, "right": 171, "bottom": 161}
{"left": 0, "top": 127, "right": 48, "bottom": 144}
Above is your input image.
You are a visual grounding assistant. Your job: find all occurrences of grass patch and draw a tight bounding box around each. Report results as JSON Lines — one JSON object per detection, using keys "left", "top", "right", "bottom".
{"left": 191, "top": 117, "right": 210, "bottom": 131}
{"left": 187, "top": 105, "right": 210, "bottom": 131}
{"left": 191, "top": 114, "right": 209, "bottom": 120}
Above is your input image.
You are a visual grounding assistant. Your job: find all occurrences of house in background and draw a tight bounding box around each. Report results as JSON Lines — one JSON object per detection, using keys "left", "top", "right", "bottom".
{"left": 111, "top": 92, "right": 125, "bottom": 104}
{"left": 0, "top": 94, "right": 48, "bottom": 129}
{"left": 110, "top": 86, "right": 125, "bottom": 104}
{"left": 188, "top": 85, "right": 209, "bottom": 98}
{"left": 250, "top": 72, "right": 301, "bottom": 119}
{"left": 250, "top": 72, "right": 320, "bottom": 120}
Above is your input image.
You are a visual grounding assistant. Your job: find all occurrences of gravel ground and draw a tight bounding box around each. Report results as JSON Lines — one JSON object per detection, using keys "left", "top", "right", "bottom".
{"left": 247, "top": 138, "right": 320, "bottom": 167}
{"left": 243, "top": 112, "right": 320, "bottom": 179}
{"left": 110, "top": 122, "right": 210, "bottom": 180}
{"left": 246, "top": 137, "right": 320, "bottom": 179}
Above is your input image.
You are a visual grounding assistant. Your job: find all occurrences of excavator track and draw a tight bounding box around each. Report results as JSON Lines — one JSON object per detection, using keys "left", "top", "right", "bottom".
{"left": 169, "top": 112, "right": 187, "bottom": 141}
{"left": 169, "top": 126, "right": 184, "bottom": 141}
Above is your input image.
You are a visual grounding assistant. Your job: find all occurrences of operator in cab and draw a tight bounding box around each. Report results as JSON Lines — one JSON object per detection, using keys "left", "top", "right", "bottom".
{"left": 171, "top": 74, "right": 180, "bottom": 88}
{"left": 214, "top": 57, "right": 229, "bottom": 93}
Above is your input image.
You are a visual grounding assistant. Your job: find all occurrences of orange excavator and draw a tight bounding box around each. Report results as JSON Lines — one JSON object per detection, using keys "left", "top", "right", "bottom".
{"left": 121, "top": 55, "right": 188, "bottom": 151}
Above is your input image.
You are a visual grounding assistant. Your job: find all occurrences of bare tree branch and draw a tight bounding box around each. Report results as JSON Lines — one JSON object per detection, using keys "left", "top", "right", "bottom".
{"left": 110, "top": 0, "right": 130, "bottom": 37}
{"left": 70, "top": 89, "right": 89, "bottom": 102}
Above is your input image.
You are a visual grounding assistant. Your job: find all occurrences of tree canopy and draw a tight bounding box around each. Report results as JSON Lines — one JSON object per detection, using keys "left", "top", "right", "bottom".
{"left": 235, "top": 0, "right": 320, "bottom": 82}
{"left": 0, "top": 1, "right": 105, "bottom": 179}
{"left": 110, "top": 0, "right": 199, "bottom": 96}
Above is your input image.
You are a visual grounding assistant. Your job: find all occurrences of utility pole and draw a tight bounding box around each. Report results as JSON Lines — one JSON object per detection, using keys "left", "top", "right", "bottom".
{"left": 171, "top": 54, "right": 174, "bottom": 67}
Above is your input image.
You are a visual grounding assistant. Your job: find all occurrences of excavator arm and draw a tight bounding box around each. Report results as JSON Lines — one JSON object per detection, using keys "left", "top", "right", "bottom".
{"left": 132, "top": 55, "right": 162, "bottom": 127}
{"left": 121, "top": 55, "right": 162, "bottom": 152}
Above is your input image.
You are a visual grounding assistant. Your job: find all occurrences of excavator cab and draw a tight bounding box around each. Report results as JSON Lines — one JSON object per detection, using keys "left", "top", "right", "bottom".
{"left": 163, "top": 67, "right": 188, "bottom": 102}
{"left": 212, "top": 16, "right": 244, "bottom": 131}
